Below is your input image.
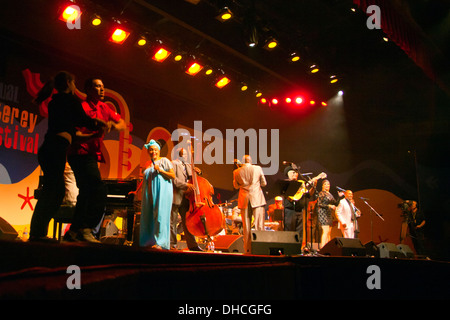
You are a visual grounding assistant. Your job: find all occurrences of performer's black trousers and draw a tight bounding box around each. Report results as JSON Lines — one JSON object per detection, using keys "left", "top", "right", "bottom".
{"left": 68, "top": 154, "right": 107, "bottom": 231}
{"left": 30, "top": 135, "right": 69, "bottom": 238}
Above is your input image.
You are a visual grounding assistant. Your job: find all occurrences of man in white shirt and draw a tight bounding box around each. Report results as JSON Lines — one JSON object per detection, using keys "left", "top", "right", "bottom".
{"left": 335, "top": 190, "right": 361, "bottom": 238}
{"left": 233, "top": 155, "right": 267, "bottom": 253}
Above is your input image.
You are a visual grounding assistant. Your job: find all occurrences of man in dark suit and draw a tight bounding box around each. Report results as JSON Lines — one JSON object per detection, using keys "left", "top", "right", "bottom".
{"left": 170, "top": 148, "right": 202, "bottom": 251}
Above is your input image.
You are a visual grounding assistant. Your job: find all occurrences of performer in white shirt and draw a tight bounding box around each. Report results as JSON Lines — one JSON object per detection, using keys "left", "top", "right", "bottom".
{"left": 335, "top": 190, "right": 361, "bottom": 238}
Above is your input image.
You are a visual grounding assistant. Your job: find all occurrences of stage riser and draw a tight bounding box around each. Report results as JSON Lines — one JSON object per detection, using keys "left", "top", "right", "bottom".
{"left": 0, "top": 240, "right": 448, "bottom": 300}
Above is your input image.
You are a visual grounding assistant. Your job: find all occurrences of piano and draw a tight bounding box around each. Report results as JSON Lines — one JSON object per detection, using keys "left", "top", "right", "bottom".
{"left": 103, "top": 178, "right": 139, "bottom": 243}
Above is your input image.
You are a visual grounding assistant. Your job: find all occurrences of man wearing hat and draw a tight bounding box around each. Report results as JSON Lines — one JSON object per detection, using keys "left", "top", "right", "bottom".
{"left": 280, "top": 165, "right": 316, "bottom": 242}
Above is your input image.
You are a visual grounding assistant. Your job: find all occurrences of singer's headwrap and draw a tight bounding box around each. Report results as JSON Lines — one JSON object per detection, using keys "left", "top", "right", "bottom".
{"left": 144, "top": 139, "right": 161, "bottom": 150}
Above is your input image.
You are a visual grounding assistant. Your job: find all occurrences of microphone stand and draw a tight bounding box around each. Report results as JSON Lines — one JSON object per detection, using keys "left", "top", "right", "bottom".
{"left": 300, "top": 171, "right": 316, "bottom": 253}
{"left": 361, "top": 199, "right": 384, "bottom": 242}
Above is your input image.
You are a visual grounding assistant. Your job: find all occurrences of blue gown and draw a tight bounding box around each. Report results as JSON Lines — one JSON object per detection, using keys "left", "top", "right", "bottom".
{"left": 139, "top": 158, "right": 173, "bottom": 249}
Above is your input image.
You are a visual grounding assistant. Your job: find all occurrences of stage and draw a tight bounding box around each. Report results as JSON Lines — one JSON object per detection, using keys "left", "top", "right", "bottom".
{"left": 0, "top": 239, "right": 448, "bottom": 301}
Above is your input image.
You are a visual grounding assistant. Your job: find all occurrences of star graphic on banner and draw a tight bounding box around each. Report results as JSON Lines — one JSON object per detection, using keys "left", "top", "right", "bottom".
{"left": 18, "top": 187, "right": 34, "bottom": 210}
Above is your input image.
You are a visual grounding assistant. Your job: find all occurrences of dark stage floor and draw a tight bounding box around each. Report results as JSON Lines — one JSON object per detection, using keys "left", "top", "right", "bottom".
{"left": 0, "top": 239, "right": 449, "bottom": 301}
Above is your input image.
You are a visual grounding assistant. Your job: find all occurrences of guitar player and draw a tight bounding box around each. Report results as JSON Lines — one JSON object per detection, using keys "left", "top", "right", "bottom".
{"left": 280, "top": 165, "right": 319, "bottom": 240}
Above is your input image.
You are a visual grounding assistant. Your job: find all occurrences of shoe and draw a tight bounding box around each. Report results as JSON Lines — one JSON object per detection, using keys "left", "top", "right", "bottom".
{"left": 62, "top": 230, "right": 80, "bottom": 242}
{"left": 76, "top": 228, "right": 101, "bottom": 243}
{"left": 188, "top": 246, "right": 204, "bottom": 252}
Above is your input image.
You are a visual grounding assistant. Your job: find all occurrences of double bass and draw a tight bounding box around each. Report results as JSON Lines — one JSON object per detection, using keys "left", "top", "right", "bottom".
{"left": 185, "top": 141, "right": 225, "bottom": 240}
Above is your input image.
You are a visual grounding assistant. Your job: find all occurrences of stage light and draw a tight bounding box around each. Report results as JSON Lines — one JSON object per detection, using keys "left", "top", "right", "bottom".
{"left": 204, "top": 68, "right": 214, "bottom": 76}
{"left": 295, "top": 97, "right": 303, "bottom": 104}
{"left": 59, "top": 4, "right": 82, "bottom": 24}
{"left": 152, "top": 47, "right": 171, "bottom": 62}
{"left": 216, "top": 7, "right": 233, "bottom": 22}
{"left": 173, "top": 54, "right": 183, "bottom": 62}
{"left": 109, "top": 27, "right": 130, "bottom": 44}
{"left": 255, "top": 91, "right": 263, "bottom": 98}
{"left": 338, "top": 90, "right": 344, "bottom": 96}
{"left": 245, "top": 25, "right": 259, "bottom": 47}
{"left": 310, "top": 65, "right": 319, "bottom": 73}
{"left": 136, "top": 37, "right": 147, "bottom": 47}
{"left": 90, "top": 14, "right": 102, "bottom": 26}
{"left": 310, "top": 100, "right": 316, "bottom": 105}
{"left": 383, "top": 36, "right": 389, "bottom": 42}
{"left": 263, "top": 37, "right": 278, "bottom": 50}
{"left": 285, "top": 97, "right": 292, "bottom": 103}
{"left": 321, "top": 101, "right": 328, "bottom": 106}
{"left": 240, "top": 83, "right": 248, "bottom": 91}
{"left": 289, "top": 53, "right": 300, "bottom": 62}
{"left": 271, "top": 98, "right": 278, "bottom": 105}
{"left": 185, "top": 60, "right": 204, "bottom": 76}
{"left": 260, "top": 98, "right": 267, "bottom": 104}
{"left": 330, "top": 75, "right": 338, "bottom": 83}
{"left": 215, "top": 76, "right": 231, "bottom": 88}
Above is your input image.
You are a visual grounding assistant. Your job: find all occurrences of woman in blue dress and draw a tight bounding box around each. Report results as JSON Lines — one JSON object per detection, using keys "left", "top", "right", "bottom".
{"left": 137, "top": 140, "right": 175, "bottom": 249}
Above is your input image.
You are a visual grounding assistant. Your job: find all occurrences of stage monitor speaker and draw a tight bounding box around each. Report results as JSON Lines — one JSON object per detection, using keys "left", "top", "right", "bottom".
{"left": 251, "top": 230, "right": 302, "bottom": 256}
{"left": 397, "top": 244, "right": 415, "bottom": 259}
{"left": 377, "top": 242, "right": 406, "bottom": 258}
{"left": 0, "top": 217, "right": 19, "bottom": 241}
{"left": 213, "top": 235, "right": 244, "bottom": 253}
{"left": 320, "top": 237, "right": 366, "bottom": 257}
{"left": 364, "top": 241, "right": 380, "bottom": 258}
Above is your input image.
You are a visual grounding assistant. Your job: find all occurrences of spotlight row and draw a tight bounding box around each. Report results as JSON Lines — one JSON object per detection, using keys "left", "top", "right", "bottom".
{"left": 58, "top": 3, "right": 235, "bottom": 89}
{"left": 259, "top": 91, "right": 344, "bottom": 109}
{"left": 259, "top": 96, "right": 328, "bottom": 108}
{"left": 57, "top": 2, "right": 339, "bottom": 101}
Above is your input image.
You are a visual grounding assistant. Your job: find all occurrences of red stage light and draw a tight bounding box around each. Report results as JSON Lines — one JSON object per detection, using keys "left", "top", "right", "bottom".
{"left": 260, "top": 98, "right": 267, "bottom": 104}
{"left": 272, "top": 98, "right": 278, "bottom": 105}
{"left": 215, "top": 76, "right": 231, "bottom": 88}
{"left": 109, "top": 27, "right": 130, "bottom": 44}
{"left": 321, "top": 101, "right": 328, "bottom": 106}
{"left": 186, "top": 62, "right": 203, "bottom": 76}
{"left": 295, "top": 97, "right": 303, "bottom": 104}
{"left": 152, "top": 47, "right": 171, "bottom": 62}
{"left": 310, "top": 100, "right": 316, "bottom": 105}
{"left": 285, "top": 97, "right": 292, "bottom": 103}
{"left": 59, "top": 4, "right": 82, "bottom": 23}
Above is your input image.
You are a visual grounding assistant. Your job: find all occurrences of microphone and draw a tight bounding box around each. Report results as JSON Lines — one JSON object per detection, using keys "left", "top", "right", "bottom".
{"left": 336, "top": 186, "right": 346, "bottom": 192}
{"left": 360, "top": 197, "right": 370, "bottom": 201}
{"left": 152, "top": 159, "right": 159, "bottom": 173}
